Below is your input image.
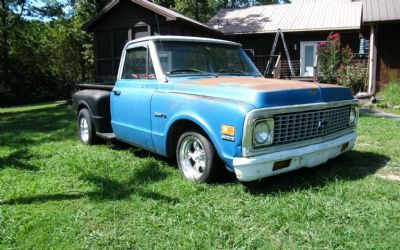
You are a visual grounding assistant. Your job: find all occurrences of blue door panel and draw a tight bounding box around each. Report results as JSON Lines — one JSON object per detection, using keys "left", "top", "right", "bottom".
{"left": 111, "top": 79, "right": 158, "bottom": 150}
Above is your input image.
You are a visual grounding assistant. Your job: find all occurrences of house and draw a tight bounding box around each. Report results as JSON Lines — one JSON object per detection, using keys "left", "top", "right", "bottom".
{"left": 206, "top": 0, "right": 364, "bottom": 79}
{"left": 85, "top": 0, "right": 400, "bottom": 92}
{"left": 207, "top": 0, "right": 400, "bottom": 91}
{"left": 84, "top": 0, "right": 222, "bottom": 82}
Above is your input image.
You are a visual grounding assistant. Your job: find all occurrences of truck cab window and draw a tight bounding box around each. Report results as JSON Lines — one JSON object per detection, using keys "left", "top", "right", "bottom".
{"left": 122, "top": 47, "right": 156, "bottom": 80}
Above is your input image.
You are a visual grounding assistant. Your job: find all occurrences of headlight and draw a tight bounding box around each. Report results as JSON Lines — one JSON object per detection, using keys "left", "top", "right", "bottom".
{"left": 253, "top": 118, "right": 274, "bottom": 146}
{"left": 349, "top": 107, "right": 358, "bottom": 126}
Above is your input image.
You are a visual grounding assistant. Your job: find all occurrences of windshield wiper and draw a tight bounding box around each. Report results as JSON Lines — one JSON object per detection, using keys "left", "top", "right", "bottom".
{"left": 218, "top": 68, "right": 252, "bottom": 74}
{"left": 218, "top": 68, "right": 259, "bottom": 77}
{"left": 168, "top": 68, "right": 217, "bottom": 76}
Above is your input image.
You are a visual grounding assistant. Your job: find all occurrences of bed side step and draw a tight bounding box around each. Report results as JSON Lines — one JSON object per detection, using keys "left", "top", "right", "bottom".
{"left": 96, "top": 132, "right": 116, "bottom": 140}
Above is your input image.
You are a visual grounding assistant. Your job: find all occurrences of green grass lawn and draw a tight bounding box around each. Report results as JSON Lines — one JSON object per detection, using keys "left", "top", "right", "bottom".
{"left": 376, "top": 81, "right": 400, "bottom": 115}
{"left": 1, "top": 103, "right": 399, "bottom": 249}
{"left": 380, "top": 108, "right": 400, "bottom": 115}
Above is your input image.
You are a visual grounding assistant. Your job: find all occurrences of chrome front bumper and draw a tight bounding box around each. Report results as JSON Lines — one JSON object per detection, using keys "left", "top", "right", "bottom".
{"left": 233, "top": 132, "right": 357, "bottom": 182}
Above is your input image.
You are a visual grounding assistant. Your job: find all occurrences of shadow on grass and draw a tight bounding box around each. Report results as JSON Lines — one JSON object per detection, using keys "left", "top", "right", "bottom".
{"left": 0, "top": 148, "right": 39, "bottom": 171}
{"left": 243, "top": 150, "right": 389, "bottom": 196}
{"left": 107, "top": 141, "right": 177, "bottom": 165}
{"left": 0, "top": 105, "right": 76, "bottom": 173}
{"left": 0, "top": 105, "right": 75, "bottom": 149}
{"left": 2, "top": 160, "right": 179, "bottom": 205}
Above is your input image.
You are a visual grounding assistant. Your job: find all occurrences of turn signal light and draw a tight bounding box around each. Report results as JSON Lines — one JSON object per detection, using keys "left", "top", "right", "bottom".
{"left": 273, "top": 159, "right": 291, "bottom": 171}
{"left": 221, "top": 125, "right": 235, "bottom": 136}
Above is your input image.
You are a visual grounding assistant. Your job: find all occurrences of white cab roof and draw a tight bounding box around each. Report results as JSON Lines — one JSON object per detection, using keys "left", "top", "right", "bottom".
{"left": 125, "top": 36, "right": 242, "bottom": 47}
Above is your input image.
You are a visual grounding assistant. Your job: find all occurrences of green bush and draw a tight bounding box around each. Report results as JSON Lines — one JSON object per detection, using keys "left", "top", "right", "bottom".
{"left": 337, "top": 64, "right": 367, "bottom": 94}
{"left": 317, "top": 33, "right": 367, "bottom": 94}
{"left": 317, "top": 33, "right": 343, "bottom": 84}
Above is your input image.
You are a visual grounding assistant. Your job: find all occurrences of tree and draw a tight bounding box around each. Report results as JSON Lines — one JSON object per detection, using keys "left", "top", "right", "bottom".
{"left": 0, "top": 0, "right": 63, "bottom": 91}
{"left": 221, "top": 0, "right": 290, "bottom": 8}
{"left": 0, "top": 0, "right": 27, "bottom": 88}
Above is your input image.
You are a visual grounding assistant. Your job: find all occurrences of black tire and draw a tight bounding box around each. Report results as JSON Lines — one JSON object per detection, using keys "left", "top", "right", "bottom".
{"left": 77, "top": 108, "right": 97, "bottom": 145}
{"left": 176, "top": 130, "right": 220, "bottom": 183}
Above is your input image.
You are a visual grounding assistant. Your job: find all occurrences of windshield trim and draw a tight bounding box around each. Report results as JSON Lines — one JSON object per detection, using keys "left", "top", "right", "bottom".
{"left": 154, "top": 40, "right": 262, "bottom": 79}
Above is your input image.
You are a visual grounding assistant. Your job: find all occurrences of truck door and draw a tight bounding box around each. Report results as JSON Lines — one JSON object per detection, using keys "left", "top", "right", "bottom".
{"left": 110, "top": 42, "right": 158, "bottom": 150}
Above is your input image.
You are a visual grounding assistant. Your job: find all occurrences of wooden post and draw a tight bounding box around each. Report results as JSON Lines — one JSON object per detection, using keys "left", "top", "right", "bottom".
{"left": 368, "top": 25, "right": 377, "bottom": 94}
{"left": 128, "top": 28, "right": 133, "bottom": 41}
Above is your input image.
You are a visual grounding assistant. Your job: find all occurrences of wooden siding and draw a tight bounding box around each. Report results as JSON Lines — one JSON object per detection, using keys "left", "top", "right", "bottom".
{"left": 376, "top": 23, "right": 400, "bottom": 89}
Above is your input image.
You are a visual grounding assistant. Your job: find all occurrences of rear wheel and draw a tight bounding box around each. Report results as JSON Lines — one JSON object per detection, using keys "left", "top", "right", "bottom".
{"left": 77, "top": 108, "right": 97, "bottom": 145}
{"left": 176, "top": 130, "right": 219, "bottom": 183}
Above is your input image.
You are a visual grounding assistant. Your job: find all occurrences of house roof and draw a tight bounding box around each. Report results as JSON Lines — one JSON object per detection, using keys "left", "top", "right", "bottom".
{"left": 84, "top": 0, "right": 221, "bottom": 34}
{"left": 362, "top": 0, "right": 400, "bottom": 23}
{"left": 206, "top": 0, "right": 362, "bottom": 35}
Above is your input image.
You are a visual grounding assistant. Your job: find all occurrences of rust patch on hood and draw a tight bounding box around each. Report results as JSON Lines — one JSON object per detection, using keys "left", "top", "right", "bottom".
{"left": 189, "top": 77, "right": 322, "bottom": 91}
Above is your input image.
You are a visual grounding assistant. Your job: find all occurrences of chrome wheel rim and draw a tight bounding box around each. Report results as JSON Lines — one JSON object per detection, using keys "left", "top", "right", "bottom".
{"left": 79, "top": 117, "right": 89, "bottom": 143}
{"left": 179, "top": 135, "right": 206, "bottom": 180}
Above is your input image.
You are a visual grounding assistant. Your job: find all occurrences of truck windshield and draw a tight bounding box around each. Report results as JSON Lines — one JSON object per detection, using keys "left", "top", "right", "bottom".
{"left": 154, "top": 41, "right": 260, "bottom": 77}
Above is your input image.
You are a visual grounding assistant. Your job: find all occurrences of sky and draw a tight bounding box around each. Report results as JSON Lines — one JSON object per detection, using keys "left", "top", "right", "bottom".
{"left": 27, "top": 0, "right": 71, "bottom": 20}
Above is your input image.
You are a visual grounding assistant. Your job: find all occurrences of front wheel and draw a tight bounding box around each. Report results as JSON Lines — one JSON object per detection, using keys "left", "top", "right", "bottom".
{"left": 176, "top": 130, "right": 220, "bottom": 183}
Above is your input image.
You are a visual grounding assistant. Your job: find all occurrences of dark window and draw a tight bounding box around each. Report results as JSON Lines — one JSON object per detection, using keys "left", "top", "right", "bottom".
{"left": 121, "top": 47, "right": 156, "bottom": 80}
{"left": 134, "top": 26, "right": 149, "bottom": 39}
{"left": 97, "top": 31, "right": 111, "bottom": 58}
{"left": 171, "top": 25, "right": 181, "bottom": 35}
{"left": 114, "top": 29, "right": 128, "bottom": 57}
{"left": 193, "top": 30, "right": 202, "bottom": 37}
{"left": 151, "top": 25, "right": 160, "bottom": 36}
{"left": 98, "top": 60, "right": 113, "bottom": 76}
{"left": 183, "top": 27, "right": 192, "bottom": 36}
{"left": 114, "top": 59, "right": 121, "bottom": 75}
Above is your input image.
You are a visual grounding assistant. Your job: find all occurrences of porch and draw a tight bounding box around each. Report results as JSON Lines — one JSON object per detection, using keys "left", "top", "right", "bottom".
{"left": 249, "top": 53, "right": 369, "bottom": 87}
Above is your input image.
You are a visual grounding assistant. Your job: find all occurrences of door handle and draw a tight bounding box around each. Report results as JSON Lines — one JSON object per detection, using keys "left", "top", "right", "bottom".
{"left": 112, "top": 90, "right": 121, "bottom": 96}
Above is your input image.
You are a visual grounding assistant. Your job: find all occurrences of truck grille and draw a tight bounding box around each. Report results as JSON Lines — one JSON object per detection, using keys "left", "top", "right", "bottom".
{"left": 273, "top": 105, "right": 351, "bottom": 146}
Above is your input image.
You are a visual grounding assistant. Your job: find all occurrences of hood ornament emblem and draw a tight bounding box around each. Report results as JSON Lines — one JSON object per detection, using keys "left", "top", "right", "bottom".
{"left": 318, "top": 119, "right": 329, "bottom": 129}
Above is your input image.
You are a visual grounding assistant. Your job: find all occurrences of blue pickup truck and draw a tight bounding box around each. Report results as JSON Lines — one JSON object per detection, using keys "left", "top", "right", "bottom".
{"left": 72, "top": 36, "right": 358, "bottom": 183}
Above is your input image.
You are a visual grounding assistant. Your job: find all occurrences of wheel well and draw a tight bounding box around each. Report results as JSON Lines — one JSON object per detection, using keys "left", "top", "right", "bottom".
{"left": 77, "top": 103, "right": 89, "bottom": 115}
{"left": 166, "top": 119, "right": 209, "bottom": 159}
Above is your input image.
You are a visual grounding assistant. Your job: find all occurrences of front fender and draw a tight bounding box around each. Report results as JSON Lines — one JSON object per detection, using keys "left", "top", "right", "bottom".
{"left": 151, "top": 91, "right": 254, "bottom": 170}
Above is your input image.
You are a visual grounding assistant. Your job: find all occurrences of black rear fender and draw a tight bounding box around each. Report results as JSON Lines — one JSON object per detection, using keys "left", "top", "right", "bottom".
{"left": 72, "top": 89, "right": 112, "bottom": 133}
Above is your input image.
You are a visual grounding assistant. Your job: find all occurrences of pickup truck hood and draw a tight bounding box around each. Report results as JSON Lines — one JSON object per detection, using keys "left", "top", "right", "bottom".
{"left": 171, "top": 77, "right": 354, "bottom": 108}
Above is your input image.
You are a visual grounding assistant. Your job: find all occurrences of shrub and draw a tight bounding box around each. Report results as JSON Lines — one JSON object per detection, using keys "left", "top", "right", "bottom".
{"left": 317, "top": 32, "right": 367, "bottom": 94}
{"left": 337, "top": 63, "right": 367, "bottom": 94}
{"left": 317, "top": 33, "right": 342, "bottom": 84}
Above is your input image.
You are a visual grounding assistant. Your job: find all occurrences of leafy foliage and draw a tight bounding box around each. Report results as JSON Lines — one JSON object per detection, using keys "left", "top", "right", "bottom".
{"left": 317, "top": 32, "right": 367, "bottom": 94}
{"left": 0, "top": 0, "right": 112, "bottom": 106}
{"left": 336, "top": 64, "right": 367, "bottom": 94}
{"left": 317, "top": 33, "right": 346, "bottom": 84}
